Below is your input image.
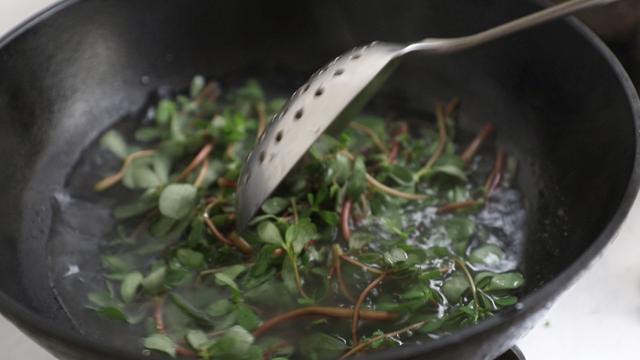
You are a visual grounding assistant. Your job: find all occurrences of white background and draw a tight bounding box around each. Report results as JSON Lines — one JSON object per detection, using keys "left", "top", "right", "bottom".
{"left": 0, "top": 1, "right": 638, "bottom": 359}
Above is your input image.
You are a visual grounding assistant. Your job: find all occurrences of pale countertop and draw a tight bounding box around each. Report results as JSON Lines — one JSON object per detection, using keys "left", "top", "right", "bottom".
{"left": 1, "top": 1, "right": 639, "bottom": 359}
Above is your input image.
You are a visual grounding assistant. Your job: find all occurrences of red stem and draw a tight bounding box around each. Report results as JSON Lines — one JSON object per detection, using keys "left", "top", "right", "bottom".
{"left": 388, "top": 141, "right": 399, "bottom": 163}
{"left": 352, "top": 273, "right": 386, "bottom": 345}
{"left": 437, "top": 199, "right": 481, "bottom": 214}
{"left": 461, "top": 122, "right": 494, "bottom": 165}
{"left": 341, "top": 200, "right": 353, "bottom": 242}
{"left": 176, "top": 143, "right": 214, "bottom": 181}
{"left": 153, "top": 297, "right": 197, "bottom": 357}
{"left": 253, "top": 306, "right": 397, "bottom": 338}
{"left": 204, "top": 217, "right": 234, "bottom": 247}
{"left": 485, "top": 149, "right": 506, "bottom": 195}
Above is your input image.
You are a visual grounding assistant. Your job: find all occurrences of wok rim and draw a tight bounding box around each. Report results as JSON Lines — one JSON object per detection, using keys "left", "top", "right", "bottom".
{"left": 0, "top": 0, "right": 638, "bottom": 359}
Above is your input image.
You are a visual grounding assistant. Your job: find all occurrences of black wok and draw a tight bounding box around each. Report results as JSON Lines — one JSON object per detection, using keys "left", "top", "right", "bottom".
{"left": 0, "top": 0, "right": 638, "bottom": 359}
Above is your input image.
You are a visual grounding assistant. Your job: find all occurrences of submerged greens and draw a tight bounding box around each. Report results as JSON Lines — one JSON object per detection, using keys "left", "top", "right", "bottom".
{"left": 87, "top": 76, "right": 524, "bottom": 359}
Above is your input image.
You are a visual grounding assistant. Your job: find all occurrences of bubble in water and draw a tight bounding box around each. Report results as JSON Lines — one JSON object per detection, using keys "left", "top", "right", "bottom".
{"left": 140, "top": 75, "right": 151, "bottom": 85}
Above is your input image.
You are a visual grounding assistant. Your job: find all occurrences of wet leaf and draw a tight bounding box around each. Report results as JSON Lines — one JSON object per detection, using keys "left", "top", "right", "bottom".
{"left": 186, "top": 329, "right": 209, "bottom": 350}
{"left": 442, "top": 272, "right": 470, "bottom": 303}
{"left": 207, "top": 299, "right": 233, "bottom": 317}
{"left": 191, "top": 75, "right": 206, "bottom": 97}
{"left": 261, "top": 197, "right": 289, "bottom": 215}
{"left": 257, "top": 221, "right": 284, "bottom": 246}
{"left": 156, "top": 100, "right": 177, "bottom": 126}
{"left": 215, "top": 273, "right": 240, "bottom": 292}
{"left": 100, "top": 130, "right": 128, "bottom": 159}
{"left": 234, "top": 304, "right": 262, "bottom": 331}
{"left": 159, "top": 184, "right": 198, "bottom": 219}
{"left": 120, "top": 272, "right": 143, "bottom": 303}
{"left": 177, "top": 249, "right": 205, "bottom": 269}
{"left": 142, "top": 265, "right": 167, "bottom": 294}
{"left": 469, "top": 245, "right": 505, "bottom": 266}
{"left": 384, "top": 248, "right": 408, "bottom": 265}
{"left": 486, "top": 272, "right": 524, "bottom": 291}
{"left": 346, "top": 157, "right": 367, "bottom": 200}
{"left": 144, "top": 334, "right": 176, "bottom": 358}
{"left": 208, "top": 325, "right": 254, "bottom": 358}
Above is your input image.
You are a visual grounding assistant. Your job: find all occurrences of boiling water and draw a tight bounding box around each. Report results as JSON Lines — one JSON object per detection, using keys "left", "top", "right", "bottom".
{"left": 46, "top": 89, "right": 527, "bottom": 358}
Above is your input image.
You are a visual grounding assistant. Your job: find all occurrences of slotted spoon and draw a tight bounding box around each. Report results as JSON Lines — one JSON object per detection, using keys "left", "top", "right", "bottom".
{"left": 236, "top": 0, "right": 621, "bottom": 231}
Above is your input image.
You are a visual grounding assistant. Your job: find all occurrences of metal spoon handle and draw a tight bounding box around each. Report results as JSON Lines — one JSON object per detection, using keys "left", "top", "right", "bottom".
{"left": 406, "top": 0, "right": 622, "bottom": 53}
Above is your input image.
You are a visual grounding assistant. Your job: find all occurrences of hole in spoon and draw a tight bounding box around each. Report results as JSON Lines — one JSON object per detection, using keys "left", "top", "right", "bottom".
{"left": 294, "top": 109, "right": 303, "bottom": 120}
{"left": 334, "top": 69, "right": 344, "bottom": 76}
{"left": 314, "top": 88, "right": 324, "bottom": 97}
{"left": 275, "top": 131, "right": 283, "bottom": 142}
{"left": 351, "top": 53, "right": 361, "bottom": 60}
{"left": 259, "top": 151, "right": 266, "bottom": 164}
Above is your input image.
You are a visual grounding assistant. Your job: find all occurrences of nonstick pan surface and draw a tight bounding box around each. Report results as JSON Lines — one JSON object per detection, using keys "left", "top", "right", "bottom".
{"left": 0, "top": 1, "right": 638, "bottom": 359}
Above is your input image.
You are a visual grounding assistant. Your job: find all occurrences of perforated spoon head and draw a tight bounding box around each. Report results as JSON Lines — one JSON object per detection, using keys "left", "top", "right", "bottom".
{"left": 235, "top": 0, "right": 617, "bottom": 231}
{"left": 235, "top": 42, "right": 404, "bottom": 231}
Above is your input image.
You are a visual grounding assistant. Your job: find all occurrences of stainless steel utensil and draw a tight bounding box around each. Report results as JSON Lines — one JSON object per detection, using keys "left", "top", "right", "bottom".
{"left": 236, "top": 0, "right": 621, "bottom": 231}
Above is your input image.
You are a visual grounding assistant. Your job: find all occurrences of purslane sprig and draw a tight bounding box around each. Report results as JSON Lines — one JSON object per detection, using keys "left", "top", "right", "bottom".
{"left": 88, "top": 76, "right": 524, "bottom": 360}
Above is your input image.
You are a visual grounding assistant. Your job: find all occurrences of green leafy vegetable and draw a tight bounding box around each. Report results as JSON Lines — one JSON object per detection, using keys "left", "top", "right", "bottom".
{"left": 144, "top": 334, "right": 177, "bottom": 357}
{"left": 159, "top": 184, "right": 198, "bottom": 219}
{"left": 87, "top": 77, "right": 526, "bottom": 360}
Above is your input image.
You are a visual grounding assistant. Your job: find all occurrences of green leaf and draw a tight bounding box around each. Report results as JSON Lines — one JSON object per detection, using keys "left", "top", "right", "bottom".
{"left": 186, "top": 330, "right": 209, "bottom": 351}
{"left": 120, "top": 272, "right": 143, "bottom": 303}
{"left": 127, "top": 163, "right": 163, "bottom": 189}
{"left": 469, "top": 245, "right": 505, "bottom": 267}
{"left": 215, "top": 273, "right": 240, "bottom": 292}
{"left": 219, "top": 264, "right": 247, "bottom": 281}
{"left": 419, "top": 315, "right": 445, "bottom": 333}
{"left": 156, "top": 100, "right": 177, "bottom": 125}
{"left": 384, "top": 248, "right": 408, "bottom": 265}
{"left": 388, "top": 164, "right": 415, "bottom": 186}
{"left": 209, "top": 325, "right": 254, "bottom": 358}
{"left": 285, "top": 219, "right": 317, "bottom": 255}
{"left": 442, "top": 272, "right": 470, "bottom": 303}
{"left": 170, "top": 113, "right": 187, "bottom": 142}
{"left": 310, "top": 135, "right": 339, "bottom": 160}
{"left": 349, "top": 232, "right": 374, "bottom": 251}
{"left": 318, "top": 210, "right": 339, "bottom": 226}
{"left": 113, "top": 200, "right": 157, "bottom": 219}
{"left": 88, "top": 291, "right": 122, "bottom": 309}
{"left": 442, "top": 217, "right": 475, "bottom": 254}
{"left": 91, "top": 306, "right": 130, "bottom": 322}
{"left": 298, "top": 333, "right": 347, "bottom": 360}
{"left": 261, "top": 197, "right": 289, "bottom": 215}
{"left": 170, "top": 292, "right": 213, "bottom": 325}
{"left": 257, "top": 221, "right": 284, "bottom": 246}
{"left": 150, "top": 216, "right": 176, "bottom": 237}
{"left": 134, "top": 127, "right": 163, "bottom": 142}
{"left": 494, "top": 295, "right": 518, "bottom": 307}
{"left": 281, "top": 260, "right": 298, "bottom": 294}
{"left": 431, "top": 164, "right": 468, "bottom": 182}
{"left": 207, "top": 299, "right": 233, "bottom": 317}
{"left": 177, "top": 249, "right": 205, "bottom": 269}
{"left": 142, "top": 265, "right": 167, "bottom": 294}
{"left": 102, "top": 255, "right": 136, "bottom": 273}
{"left": 191, "top": 75, "right": 206, "bottom": 97}
{"left": 487, "top": 272, "right": 524, "bottom": 291}
{"left": 152, "top": 153, "right": 172, "bottom": 183}
{"left": 187, "top": 216, "right": 205, "bottom": 247}
{"left": 144, "top": 334, "right": 176, "bottom": 358}
{"left": 159, "top": 184, "right": 198, "bottom": 219}
{"left": 100, "top": 130, "right": 128, "bottom": 159}
{"left": 346, "top": 157, "right": 367, "bottom": 200}
{"left": 234, "top": 304, "right": 262, "bottom": 331}
{"left": 332, "top": 153, "right": 352, "bottom": 183}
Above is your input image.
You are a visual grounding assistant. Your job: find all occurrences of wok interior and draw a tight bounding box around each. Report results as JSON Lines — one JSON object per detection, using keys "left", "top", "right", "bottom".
{"left": 0, "top": 0, "right": 635, "bottom": 356}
